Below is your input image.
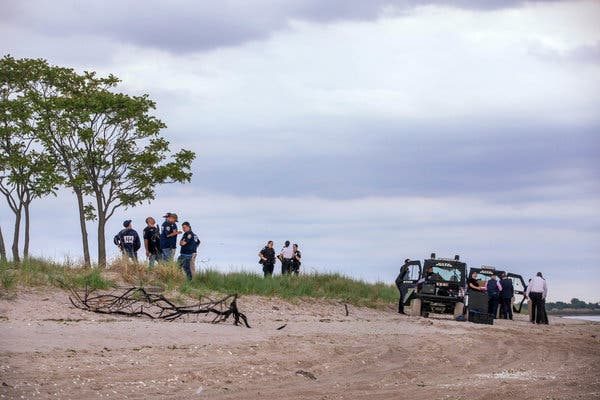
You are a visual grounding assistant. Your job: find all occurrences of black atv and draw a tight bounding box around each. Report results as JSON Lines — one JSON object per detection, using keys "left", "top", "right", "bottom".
{"left": 403, "top": 253, "right": 467, "bottom": 318}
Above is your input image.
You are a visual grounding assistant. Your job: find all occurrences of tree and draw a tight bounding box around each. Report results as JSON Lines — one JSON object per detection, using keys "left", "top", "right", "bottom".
{"left": 0, "top": 225, "right": 6, "bottom": 262}
{"left": 38, "top": 69, "right": 195, "bottom": 267}
{"left": 14, "top": 56, "right": 97, "bottom": 266}
{"left": 0, "top": 56, "right": 62, "bottom": 261}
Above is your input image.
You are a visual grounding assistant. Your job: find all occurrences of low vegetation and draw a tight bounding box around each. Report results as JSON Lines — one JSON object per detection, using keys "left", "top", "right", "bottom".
{"left": 0, "top": 258, "right": 114, "bottom": 293}
{"left": 1, "top": 258, "right": 398, "bottom": 307}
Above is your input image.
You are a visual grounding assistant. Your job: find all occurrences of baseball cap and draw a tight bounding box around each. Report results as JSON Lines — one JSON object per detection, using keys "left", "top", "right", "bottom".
{"left": 163, "top": 212, "right": 179, "bottom": 221}
{"left": 123, "top": 220, "right": 132, "bottom": 227}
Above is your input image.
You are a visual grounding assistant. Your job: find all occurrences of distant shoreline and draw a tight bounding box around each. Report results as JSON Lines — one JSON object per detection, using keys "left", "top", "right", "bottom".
{"left": 548, "top": 310, "right": 600, "bottom": 316}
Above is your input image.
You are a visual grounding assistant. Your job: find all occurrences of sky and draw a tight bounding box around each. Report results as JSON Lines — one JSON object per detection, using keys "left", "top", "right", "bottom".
{"left": 1, "top": 0, "right": 599, "bottom": 301}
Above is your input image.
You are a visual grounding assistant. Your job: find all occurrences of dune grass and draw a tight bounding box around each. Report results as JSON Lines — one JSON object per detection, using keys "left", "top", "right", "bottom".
{"left": 0, "top": 258, "right": 114, "bottom": 292}
{"left": 1, "top": 258, "right": 398, "bottom": 307}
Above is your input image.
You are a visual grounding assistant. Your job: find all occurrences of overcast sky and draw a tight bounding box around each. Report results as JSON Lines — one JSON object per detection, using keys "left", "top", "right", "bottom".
{"left": 1, "top": 0, "right": 599, "bottom": 301}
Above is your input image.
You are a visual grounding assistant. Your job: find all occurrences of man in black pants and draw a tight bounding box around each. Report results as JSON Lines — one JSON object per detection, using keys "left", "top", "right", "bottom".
{"left": 279, "top": 240, "right": 294, "bottom": 275}
{"left": 258, "top": 241, "right": 276, "bottom": 277}
{"left": 499, "top": 272, "right": 514, "bottom": 320}
{"left": 395, "top": 259, "right": 411, "bottom": 314}
{"left": 486, "top": 274, "right": 501, "bottom": 318}
{"left": 292, "top": 244, "right": 302, "bottom": 275}
{"left": 526, "top": 272, "right": 548, "bottom": 324}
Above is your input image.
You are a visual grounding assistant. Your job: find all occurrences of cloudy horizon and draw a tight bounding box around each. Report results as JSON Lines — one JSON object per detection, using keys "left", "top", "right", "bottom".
{"left": 1, "top": 0, "right": 599, "bottom": 302}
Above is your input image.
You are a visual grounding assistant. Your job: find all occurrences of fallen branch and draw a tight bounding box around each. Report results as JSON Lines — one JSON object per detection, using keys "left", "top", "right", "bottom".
{"left": 68, "top": 286, "right": 250, "bottom": 327}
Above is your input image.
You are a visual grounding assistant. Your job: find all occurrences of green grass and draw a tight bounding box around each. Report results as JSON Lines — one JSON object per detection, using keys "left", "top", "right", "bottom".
{"left": 186, "top": 269, "right": 398, "bottom": 307}
{"left": 1, "top": 258, "right": 398, "bottom": 308}
{"left": 0, "top": 258, "right": 114, "bottom": 292}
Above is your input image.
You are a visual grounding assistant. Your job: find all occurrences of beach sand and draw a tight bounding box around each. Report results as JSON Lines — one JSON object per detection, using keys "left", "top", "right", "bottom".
{"left": 1, "top": 289, "right": 599, "bottom": 399}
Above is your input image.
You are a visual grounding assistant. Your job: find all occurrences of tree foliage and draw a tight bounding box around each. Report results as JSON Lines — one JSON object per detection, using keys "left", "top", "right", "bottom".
{"left": 0, "top": 55, "right": 196, "bottom": 266}
{"left": 0, "top": 55, "right": 63, "bottom": 261}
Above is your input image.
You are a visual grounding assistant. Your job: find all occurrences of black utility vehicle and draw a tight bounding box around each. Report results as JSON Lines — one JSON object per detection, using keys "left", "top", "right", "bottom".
{"left": 468, "top": 266, "right": 528, "bottom": 316}
{"left": 403, "top": 253, "right": 467, "bottom": 318}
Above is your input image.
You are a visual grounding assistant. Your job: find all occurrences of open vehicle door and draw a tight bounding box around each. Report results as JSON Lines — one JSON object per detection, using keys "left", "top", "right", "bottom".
{"left": 399, "top": 260, "right": 421, "bottom": 305}
{"left": 507, "top": 272, "right": 527, "bottom": 313}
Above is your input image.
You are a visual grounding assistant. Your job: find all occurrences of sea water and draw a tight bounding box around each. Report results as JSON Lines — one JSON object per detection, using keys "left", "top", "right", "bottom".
{"left": 562, "top": 315, "right": 600, "bottom": 322}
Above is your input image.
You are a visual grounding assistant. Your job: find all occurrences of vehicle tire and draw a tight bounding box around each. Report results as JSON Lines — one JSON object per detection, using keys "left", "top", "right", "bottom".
{"left": 408, "top": 298, "right": 422, "bottom": 317}
{"left": 453, "top": 302, "right": 465, "bottom": 318}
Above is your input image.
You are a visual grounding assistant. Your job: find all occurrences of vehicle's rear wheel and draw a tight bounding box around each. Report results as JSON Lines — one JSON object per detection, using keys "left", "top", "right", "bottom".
{"left": 408, "top": 298, "right": 422, "bottom": 317}
{"left": 453, "top": 302, "right": 465, "bottom": 318}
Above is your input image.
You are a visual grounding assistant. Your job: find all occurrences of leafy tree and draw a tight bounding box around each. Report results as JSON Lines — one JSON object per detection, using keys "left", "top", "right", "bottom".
{"left": 36, "top": 68, "right": 195, "bottom": 267}
{"left": 0, "top": 56, "right": 62, "bottom": 261}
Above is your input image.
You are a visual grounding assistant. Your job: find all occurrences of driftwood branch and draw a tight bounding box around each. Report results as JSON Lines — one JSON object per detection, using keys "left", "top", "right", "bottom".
{"left": 68, "top": 286, "right": 251, "bottom": 328}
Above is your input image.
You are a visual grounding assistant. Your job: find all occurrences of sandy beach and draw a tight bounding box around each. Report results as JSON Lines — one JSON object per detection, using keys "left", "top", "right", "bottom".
{"left": 1, "top": 289, "right": 599, "bottom": 400}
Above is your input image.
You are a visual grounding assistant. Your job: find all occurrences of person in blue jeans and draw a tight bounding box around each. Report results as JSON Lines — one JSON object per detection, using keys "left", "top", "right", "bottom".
{"left": 486, "top": 274, "right": 503, "bottom": 318}
{"left": 160, "top": 213, "right": 181, "bottom": 261}
{"left": 178, "top": 221, "right": 200, "bottom": 280}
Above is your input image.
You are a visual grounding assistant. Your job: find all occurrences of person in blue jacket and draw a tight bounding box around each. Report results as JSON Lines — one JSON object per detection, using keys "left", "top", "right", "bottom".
{"left": 114, "top": 220, "right": 141, "bottom": 261}
{"left": 486, "top": 274, "right": 502, "bottom": 318}
{"left": 160, "top": 213, "right": 181, "bottom": 261}
{"left": 178, "top": 221, "right": 200, "bottom": 280}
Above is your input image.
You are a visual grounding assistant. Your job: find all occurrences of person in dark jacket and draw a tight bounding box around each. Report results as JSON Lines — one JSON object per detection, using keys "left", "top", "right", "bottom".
{"left": 143, "top": 217, "right": 161, "bottom": 268}
{"left": 395, "top": 259, "right": 411, "bottom": 314}
{"left": 499, "top": 272, "right": 514, "bottom": 320}
{"left": 292, "top": 243, "right": 302, "bottom": 275}
{"left": 486, "top": 274, "right": 502, "bottom": 318}
{"left": 178, "top": 222, "right": 200, "bottom": 280}
{"left": 160, "top": 213, "right": 181, "bottom": 261}
{"left": 258, "top": 241, "right": 276, "bottom": 277}
{"left": 114, "top": 220, "right": 141, "bottom": 261}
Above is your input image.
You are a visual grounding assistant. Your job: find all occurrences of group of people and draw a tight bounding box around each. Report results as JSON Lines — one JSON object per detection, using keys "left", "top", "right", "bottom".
{"left": 468, "top": 271, "right": 516, "bottom": 319}
{"left": 468, "top": 270, "right": 549, "bottom": 324}
{"left": 258, "top": 240, "right": 302, "bottom": 277}
{"left": 113, "top": 212, "right": 201, "bottom": 280}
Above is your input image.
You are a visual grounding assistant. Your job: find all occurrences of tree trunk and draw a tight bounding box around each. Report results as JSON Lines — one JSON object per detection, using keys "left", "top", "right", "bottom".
{"left": 23, "top": 202, "right": 30, "bottom": 259}
{"left": 0, "top": 225, "right": 7, "bottom": 262}
{"left": 11, "top": 206, "right": 22, "bottom": 263}
{"left": 97, "top": 210, "right": 107, "bottom": 268}
{"left": 75, "top": 189, "right": 91, "bottom": 267}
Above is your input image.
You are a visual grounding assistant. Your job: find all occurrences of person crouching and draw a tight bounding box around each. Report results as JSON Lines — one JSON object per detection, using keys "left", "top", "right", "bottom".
{"left": 178, "top": 222, "right": 200, "bottom": 280}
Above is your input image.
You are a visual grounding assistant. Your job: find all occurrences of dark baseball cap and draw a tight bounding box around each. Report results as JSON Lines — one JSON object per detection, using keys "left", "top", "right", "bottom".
{"left": 123, "top": 220, "right": 132, "bottom": 227}
{"left": 163, "top": 212, "right": 179, "bottom": 221}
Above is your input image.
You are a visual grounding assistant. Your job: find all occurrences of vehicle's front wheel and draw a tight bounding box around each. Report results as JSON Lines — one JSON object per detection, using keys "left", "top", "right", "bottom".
{"left": 453, "top": 302, "right": 465, "bottom": 318}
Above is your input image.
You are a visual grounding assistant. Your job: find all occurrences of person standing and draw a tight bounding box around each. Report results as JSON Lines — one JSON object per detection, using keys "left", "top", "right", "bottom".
{"left": 526, "top": 272, "right": 548, "bottom": 324}
{"left": 292, "top": 244, "right": 302, "bottom": 275}
{"left": 499, "top": 272, "right": 514, "bottom": 320}
{"left": 160, "top": 213, "right": 181, "bottom": 261}
{"left": 143, "top": 217, "right": 161, "bottom": 268}
{"left": 178, "top": 222, "right": 200, "bottom": 280}
{"left": 395, "top": 259, "right": 411, "bottom": 314}
{"left": 258, "top": 241, "right": 276, "bottom": 277}
{"left": 114, "top": 220, "right": 141, "bottom": 262}
{"left": 486, "top": 274, "right": 502, "bottom": 318}
{"left": 280, "top": 240, "right": 294, "bottom": 275}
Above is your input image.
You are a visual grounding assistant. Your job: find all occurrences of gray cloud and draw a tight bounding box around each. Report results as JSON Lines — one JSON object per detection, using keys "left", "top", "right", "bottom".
{"left": 181, "top": 117, "right": 600, "bottom": 202}
{"left": 2, "top": 0, "right": 560, "bottom": 54}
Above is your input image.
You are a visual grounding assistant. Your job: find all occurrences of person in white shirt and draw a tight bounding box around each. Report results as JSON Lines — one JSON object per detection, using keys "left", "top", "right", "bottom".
{"left": 280, "top": 240, "right": 294, "bottom": 275}
{"left": 526, "top": 272, "right": 548, "bottom": 324}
